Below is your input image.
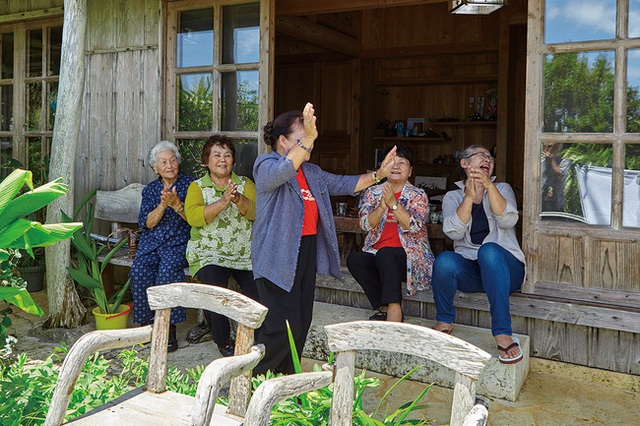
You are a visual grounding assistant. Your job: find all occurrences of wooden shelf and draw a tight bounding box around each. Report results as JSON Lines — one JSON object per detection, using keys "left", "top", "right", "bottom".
{"left": 430, "top": 120, "right": 497, "bottom": 126}
{"left": 374, "top": 136, "right": 450, "bottom": 142}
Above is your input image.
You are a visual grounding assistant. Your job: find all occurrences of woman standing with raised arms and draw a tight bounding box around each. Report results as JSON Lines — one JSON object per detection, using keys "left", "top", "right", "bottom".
{"left": 251, "top": 102, "right": 397, "bottom": 375}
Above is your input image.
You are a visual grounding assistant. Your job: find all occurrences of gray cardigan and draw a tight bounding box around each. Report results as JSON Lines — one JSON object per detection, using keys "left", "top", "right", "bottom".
{"left": 251, "top": 151, "right": 360, "bottom": 292}
{"left": 441, "top": 180, "right": 525, "bottom": 264}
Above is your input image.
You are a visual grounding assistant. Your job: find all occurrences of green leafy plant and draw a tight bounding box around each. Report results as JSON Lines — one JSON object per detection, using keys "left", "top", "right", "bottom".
{"left": 63, "top": 189, "right": 131, "bottom": 315}
{"left": 0, "top": 345, "right": 202, "bottom": 425}
{"left": 0, "top": 169, "right": 82, "bottom": 360}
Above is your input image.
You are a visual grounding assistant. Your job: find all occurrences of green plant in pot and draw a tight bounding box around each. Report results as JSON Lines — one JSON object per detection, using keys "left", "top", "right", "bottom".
{"left": 64, "top": 189, "right": 131, "bottom": 327}
{"left": 15, "top": 246, "right": 46, "bottom": 292}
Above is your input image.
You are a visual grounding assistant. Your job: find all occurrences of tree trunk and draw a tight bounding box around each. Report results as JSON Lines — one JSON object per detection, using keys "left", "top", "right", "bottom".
{"left": 44, "top": 0, "right": 88, "bottom": 329}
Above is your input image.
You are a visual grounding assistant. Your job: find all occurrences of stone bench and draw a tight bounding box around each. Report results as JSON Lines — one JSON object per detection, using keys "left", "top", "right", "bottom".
{"left": 303, "top": 301, "right": 529, "bottom": 402}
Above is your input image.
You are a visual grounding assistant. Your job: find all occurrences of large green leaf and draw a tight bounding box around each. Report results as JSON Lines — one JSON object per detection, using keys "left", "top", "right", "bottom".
{"left": 0, "top": 219, "right": 33, "bottom": 247}
{"left": 0, "top": 169, "right": 34, "bottom": 217}
{"left": 0, "top": 178, "right": 68, "bottom": 230}
{"left": 4, "top": 222, "right": 83, "bottom": 249}
{"left": 0, "top": 287, "right": 44, "bottom": 316}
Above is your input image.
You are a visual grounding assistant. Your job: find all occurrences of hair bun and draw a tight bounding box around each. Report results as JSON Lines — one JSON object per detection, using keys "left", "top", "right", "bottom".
{"left": 263, "top": 121, "right": 276, "bottom": 147}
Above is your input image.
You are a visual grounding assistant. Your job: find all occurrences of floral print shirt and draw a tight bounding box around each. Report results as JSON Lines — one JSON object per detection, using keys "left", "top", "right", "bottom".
{"left": 184, "top": 172, "right": 256, "bottom": 275}
{"left": 359, "top": 182, "right": 434, "bottom": 295}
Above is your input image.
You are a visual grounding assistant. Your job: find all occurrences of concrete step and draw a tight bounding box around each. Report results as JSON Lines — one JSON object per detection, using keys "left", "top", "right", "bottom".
{"left": 302, "top": 301, "right": 529, "bottom": 402}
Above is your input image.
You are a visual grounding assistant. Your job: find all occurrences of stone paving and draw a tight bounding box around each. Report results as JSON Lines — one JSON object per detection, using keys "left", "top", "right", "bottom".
{"left": 7, "top": 289, "right": 640, "bottom": 425}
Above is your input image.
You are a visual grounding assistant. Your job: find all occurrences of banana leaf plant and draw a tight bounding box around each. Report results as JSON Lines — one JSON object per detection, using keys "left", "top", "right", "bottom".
{"left": 63, "top": 189, "right": 131, "bottom": 315}
{"left": 0, "top": 169, "right": 83, "bottom": 316}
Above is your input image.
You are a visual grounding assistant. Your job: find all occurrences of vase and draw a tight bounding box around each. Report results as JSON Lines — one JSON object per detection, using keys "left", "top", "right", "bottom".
{"left": 92, "top": 304, "right": 132, "bottom": 330}
{"left": 17, "top": 265, "right": 45, "bottom": 292}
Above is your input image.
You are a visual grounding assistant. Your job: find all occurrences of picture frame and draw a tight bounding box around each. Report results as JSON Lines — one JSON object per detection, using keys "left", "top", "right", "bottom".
{"left": 406, "top": 117, "right": 425, "bottom": 130}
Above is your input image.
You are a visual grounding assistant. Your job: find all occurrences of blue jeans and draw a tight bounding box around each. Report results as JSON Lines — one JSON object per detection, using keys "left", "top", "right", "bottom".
{"left": 432, "top": 243, "right": 525, "bottom": 336}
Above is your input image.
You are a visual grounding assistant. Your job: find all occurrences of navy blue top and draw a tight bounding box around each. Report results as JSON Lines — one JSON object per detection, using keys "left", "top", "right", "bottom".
{"left": 470, "top": 202, "right": 490, "bottom": 245}
{"left": 136, "top": 173, "right": 194, "bottom": 256}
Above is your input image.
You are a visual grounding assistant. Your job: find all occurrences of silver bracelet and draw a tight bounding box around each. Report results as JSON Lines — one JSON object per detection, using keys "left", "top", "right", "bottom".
{"left": 296, "top": 139, "right": 312, "bottom": 153}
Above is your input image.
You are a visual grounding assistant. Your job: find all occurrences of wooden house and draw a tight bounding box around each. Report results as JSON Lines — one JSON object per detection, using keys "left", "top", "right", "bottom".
{"left": 1, "top": 0, "right": 638, "bottom": 376}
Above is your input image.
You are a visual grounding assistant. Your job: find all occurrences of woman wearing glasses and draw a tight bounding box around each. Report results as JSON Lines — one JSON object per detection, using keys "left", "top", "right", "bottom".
{"left": 431, "top": 144, "right": 525, "bottom": 365}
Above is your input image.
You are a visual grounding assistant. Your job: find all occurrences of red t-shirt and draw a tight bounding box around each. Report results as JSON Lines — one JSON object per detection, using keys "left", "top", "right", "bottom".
{"left": 373, "top": 192, "right": 403, "bottom": 250}
{"left": 295, "top": 168, "right": 318, "bottom": 236}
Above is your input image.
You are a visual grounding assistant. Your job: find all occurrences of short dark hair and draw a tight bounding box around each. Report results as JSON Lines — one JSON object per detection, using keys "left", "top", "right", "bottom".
{"left": 386, "top": 143, "right": 414, "bottom": 167}
{"left": 262, "top": 110, "right": 303, "bottom": 148}
{"left": 201, "top": 134, "right": 236, "bottom": 166}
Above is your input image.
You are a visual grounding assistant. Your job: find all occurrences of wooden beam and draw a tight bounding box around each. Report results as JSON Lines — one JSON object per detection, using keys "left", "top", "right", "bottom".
{"left": 276, "top": 16, "right": 360, "bottom": 57}
{"left": 0, "top": 7, "right": 64, "bottom": 24}
{"left": 361, "top": 40, "right": 498, "bottom": 59}
{"left": 276, "top": 0, "right": 446, "bottom": 16}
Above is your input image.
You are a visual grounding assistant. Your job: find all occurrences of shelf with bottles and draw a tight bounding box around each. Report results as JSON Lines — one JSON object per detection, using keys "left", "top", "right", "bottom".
{"left": 373, "top": 136, "right": 450, "bottom": 143}
{"left": 429, "top": 120, "right": 497, "bottom": 127}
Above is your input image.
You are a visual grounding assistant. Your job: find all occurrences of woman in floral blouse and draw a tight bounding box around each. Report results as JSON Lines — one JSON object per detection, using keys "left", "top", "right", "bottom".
{"left": 184, "top": 135, "right": 259, "bottom": 357}
{"left": 347, "top": 144, "right": 434, "bottom": 322}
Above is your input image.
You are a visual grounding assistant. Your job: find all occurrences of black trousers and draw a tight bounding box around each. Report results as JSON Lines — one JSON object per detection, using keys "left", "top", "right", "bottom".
{"left": 196, "top": 265, "right": 259, "bottom": 345}
{"left": 347, "top": 247, "right": 407, "bottom": 310}
{"left": 254, "top": 235, "right": 317, "bottom": 376}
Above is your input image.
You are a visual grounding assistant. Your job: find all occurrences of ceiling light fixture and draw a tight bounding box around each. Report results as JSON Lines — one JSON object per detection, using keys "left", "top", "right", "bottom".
{"left": 450, "top": 0, "right": 505, "bottom": 15}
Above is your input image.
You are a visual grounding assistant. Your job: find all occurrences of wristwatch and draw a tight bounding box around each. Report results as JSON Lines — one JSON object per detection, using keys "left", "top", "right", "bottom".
{"left": 390, "top": 203, "right": 398, "bottom": 211}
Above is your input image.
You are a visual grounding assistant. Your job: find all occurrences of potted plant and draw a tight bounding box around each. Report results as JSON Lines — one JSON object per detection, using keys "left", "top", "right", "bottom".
{"left": 64, "top": 190, "right": 132, "bottom": 330}
{"left": 15, "top": 247, "right": 45, "bottom": 292}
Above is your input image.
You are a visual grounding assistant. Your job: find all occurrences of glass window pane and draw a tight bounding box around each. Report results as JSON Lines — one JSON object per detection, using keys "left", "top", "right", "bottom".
{"left": 48, "top": 27, "right": 62, "bottom": 76}
{"left": 26, "top": 82, "right": 42, "bottom": 131}
{"left": 233, "top": 139, "right": 257, "bottom": 180}
{"left": 47, "top": 82, "right": 58, "bottom": 131}
{"left": 222, "top": 3, "right": 260, "bottom": 64}
{"left": 545, "top": 0, "right": 616, "bottom": 44}
{"left": 27, "top": 29, "right": 43, "bottom": 77}
{"left": 541, "top": 143, "right": 612, "bottom": 225}
{"left": 220, "top": 71, "right": 259, "bottom": 131}
{"left": 623, "top": 144, "right": 640, "bottom": 228}
{"left": 176, "top": 138, "right": 207, "bottom": 178}
{"left": 630, "top": 0, "right": 640, "bottom": 38}
{"left": 543, "top": 51, "right": 614, "bottom": 133}
{"left": 26, "top": 136, "right": 49, "bottom": 185}
{"left": 177, "top": 8, "right": 213, "bottom": 68}
{"left": 0, "top": 85, "right": 13, "bottom": 131}
{"left": 177, "top": 73, "right": 212, "bottom": 131}
{"left": 1, "top": 32, "right": 14, "bottom": 79}
{"left": 0, "top": 137, "right": 14, "bottom": 179}
{"left": 627, "top": 50, "right": 640, "bottom": 132}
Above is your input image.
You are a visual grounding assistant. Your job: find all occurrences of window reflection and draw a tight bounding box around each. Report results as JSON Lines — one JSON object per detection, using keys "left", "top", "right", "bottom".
{"left": 545, "top": 0, "right": 616, "bottom": 44}
{"left": 627, "top": 50, "right": 640, "bottom": 132}
{"left": 177, "top": 8, "right": 214, "bottom": 68}
{"left": 177, "top": 73, "right": 212, "bottom": 131}
{"left": 623, "top": 145, "right": 640, "bottom": 228}
{"left": 26, "top": 83, "right": 42, "bottom": 131}
{"left": 27, "top": 29, "right": 42, "bottom": 77}
{"left": 541, "top": 143, "right": 613, "bottom": 225}
{"left": 222, "top": 3, "right": 260, "bottom": 64}
{"left": 543, "top": 51, "right": 614, "bottom": 133}
{"left": 220, "top": 71, "right": 258, "bottom": 131}
{"left": 630, "top": 0, "right": 640, "bottom": 38}
{"left": 0, "top": 85, "right": 12, "bottom": 131}
{"left": 1, "top": 32, "right": 14, "bottom": 79}
{"left": 48, "top": 27, "right": 62, "bottom": 76}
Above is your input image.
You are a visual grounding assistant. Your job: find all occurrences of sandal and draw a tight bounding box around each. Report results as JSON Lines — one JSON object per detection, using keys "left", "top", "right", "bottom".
{"left": 497, "top": 336, "right": 523, "bottom": 364}
{"left": 369, "top": 311, "right": 387, "bottom": 321}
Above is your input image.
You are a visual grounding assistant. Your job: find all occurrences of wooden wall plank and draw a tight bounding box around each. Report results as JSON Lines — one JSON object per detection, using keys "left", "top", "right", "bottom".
{"left": 0, "top": 0, "right": 63, "bottom": 16}
{"left": 87, "top": 0, "right": 117, "bottom": 50}
{"left": 116, "top": 0, "right": 146, "bottom": 47}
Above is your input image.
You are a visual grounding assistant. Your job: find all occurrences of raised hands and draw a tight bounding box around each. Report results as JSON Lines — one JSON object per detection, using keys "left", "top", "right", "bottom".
{"left": 376, "top": 145, "right": 397, "bottom": 180}
{"left": 302, "top": 102, "right": 318, "bottom": 142}
{"left": 222, "top": 179, "right": 240, "bottom": 205}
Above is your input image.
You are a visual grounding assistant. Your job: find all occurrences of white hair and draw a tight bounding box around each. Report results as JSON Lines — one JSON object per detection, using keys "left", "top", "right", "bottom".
{"left": 149, "top": 140, "right": 181, "bottom": 168}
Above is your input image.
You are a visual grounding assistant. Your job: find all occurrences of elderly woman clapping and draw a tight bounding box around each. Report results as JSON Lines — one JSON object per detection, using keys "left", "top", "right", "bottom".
{"left": 184, "top": 135, "right": 259, "bottom": 357}
{"left": 130, "top": 140, "right": 194, "bottom": 352}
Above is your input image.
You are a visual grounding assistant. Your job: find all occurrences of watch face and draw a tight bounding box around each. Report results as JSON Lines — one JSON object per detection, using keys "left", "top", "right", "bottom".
{"left": 391, "top": 204, "right": 398, "bottom": 211}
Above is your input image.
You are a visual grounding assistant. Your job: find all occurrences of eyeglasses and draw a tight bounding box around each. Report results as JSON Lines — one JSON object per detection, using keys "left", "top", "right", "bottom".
{"left": 465, "top": 152, "right": 495, "bottom": 163}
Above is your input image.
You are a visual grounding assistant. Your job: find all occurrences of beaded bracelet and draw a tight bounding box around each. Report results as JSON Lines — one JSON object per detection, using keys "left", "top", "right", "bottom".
{"left": 372, "top": 170, "right": 381, "bottom": 184}
{"left": 296, "top": 139, "right": 312, "bottom": 153}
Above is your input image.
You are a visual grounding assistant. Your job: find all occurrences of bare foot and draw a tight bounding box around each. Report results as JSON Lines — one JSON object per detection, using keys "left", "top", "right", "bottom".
{"left": 432, "top": 321, "right": 454, "bottom": 334}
